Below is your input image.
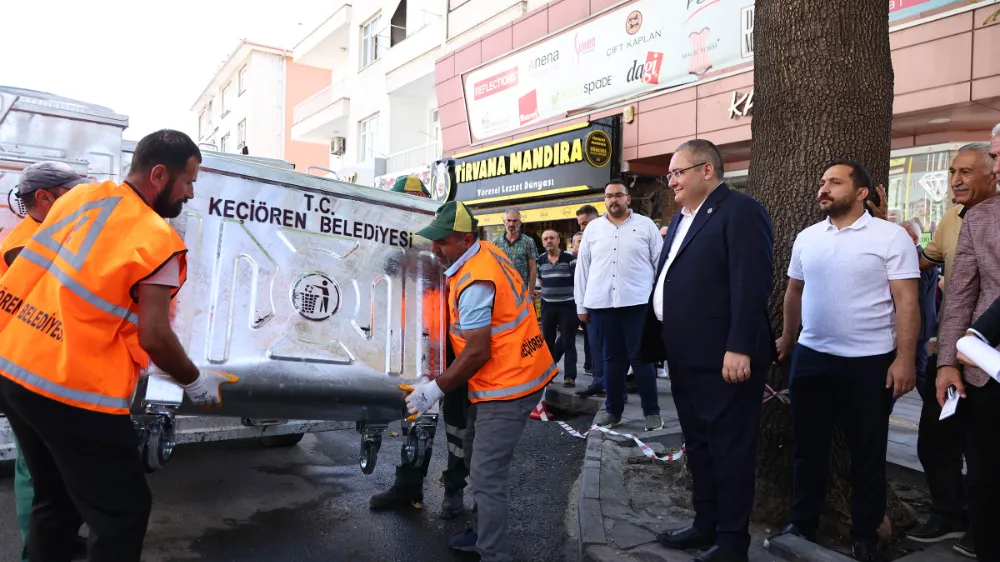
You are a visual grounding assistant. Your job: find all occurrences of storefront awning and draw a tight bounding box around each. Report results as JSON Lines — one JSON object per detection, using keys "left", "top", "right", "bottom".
{"left": 474, "top": 195, "right": 606, "bottom": 227}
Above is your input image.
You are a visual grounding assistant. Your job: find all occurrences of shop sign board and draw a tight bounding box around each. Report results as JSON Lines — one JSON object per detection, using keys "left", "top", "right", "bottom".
{"left": 461, "top": 0, "right": 969, "bottom": 142}
{"left": 462, "top": 0, "right": 755, "bottom": 142}
{"left": 449, "top": 122, "right": 616, "bottom": 205}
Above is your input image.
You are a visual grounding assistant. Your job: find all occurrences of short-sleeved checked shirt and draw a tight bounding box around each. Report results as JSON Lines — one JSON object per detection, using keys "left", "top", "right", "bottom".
{"left": 491, "top": 233, "right": 538, "bottom": 291}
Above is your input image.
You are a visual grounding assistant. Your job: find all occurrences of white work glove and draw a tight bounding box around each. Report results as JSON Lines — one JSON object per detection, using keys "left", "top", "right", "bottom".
{"left": 182, "top": 370, "right": 239, "bottom": 408}
{"left": 399, "top": 378, "right": 444, "bottom": 422}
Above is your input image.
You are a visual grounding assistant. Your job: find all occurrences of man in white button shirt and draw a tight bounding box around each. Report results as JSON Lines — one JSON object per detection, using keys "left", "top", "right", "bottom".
{"left": 644, "top": 139, "right": 774, "bottom": 562}
{"left": 770, "top": 160, "right": 919, "bottom": 562}
{"left": 574, "top": 180, "right": 663, "bottom": 431}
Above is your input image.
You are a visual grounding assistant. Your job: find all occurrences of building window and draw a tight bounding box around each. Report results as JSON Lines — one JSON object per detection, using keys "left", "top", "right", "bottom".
{"left": 198, "top": 110, "right": 206, "bottom": 139}
{"left": 222, "top": 82, "right": 232, "bottom": 117}
{"left": 361, "top": 15, "right": 382, "bottom": 68}
{"left": 221, "top": 133, "right": 229, "bottom": 153}
{"left": 238, "top": 65, "right": 248, "bottom": 95}
{"left": 887, "top": 150, "right": 952, "bottom": 245}
{"left": 359, "top": 113, "right": 378, "bottom": 161}
{"left": 237, "top": 119, "right": 247, "bottom": 149}
{"left": 429, "top": 108, "right": 440, "bottom": 141}
{"left": 206, "top": 99, "right": 214, "bottom": 127}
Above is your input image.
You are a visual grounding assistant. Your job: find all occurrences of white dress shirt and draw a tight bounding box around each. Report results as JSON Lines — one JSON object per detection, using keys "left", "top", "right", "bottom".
{"left": 788, "top": 211, "right": 920, "bottom": 357}
{"left": 574, "top": 210, "right": 662, "bottom": 314}
{"left": 652, "top": 200, "right": 704, "bottom": 321}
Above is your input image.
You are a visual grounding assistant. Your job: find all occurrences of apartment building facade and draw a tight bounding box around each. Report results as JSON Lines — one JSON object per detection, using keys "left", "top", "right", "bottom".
{"left": 190, "top": 40, "right": 332, "bottom": 172}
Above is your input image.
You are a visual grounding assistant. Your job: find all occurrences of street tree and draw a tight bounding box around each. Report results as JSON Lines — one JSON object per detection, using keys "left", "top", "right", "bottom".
{"left": 745, "top": 0, "right": 910, "bottom": 540}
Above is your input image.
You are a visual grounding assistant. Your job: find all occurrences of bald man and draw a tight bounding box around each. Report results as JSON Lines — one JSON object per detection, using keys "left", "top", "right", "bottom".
{"left": 538, "top": 229, "right": 578, "bottom": 386}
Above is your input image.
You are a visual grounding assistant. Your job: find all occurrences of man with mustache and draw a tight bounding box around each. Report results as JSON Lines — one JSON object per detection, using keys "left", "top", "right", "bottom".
{"left": 0, "top": 130, "right": 232, "bottom": 561}
{"left": 400, "top": 201, "right": 556, "bottom": 561}
{"left": 574, "top": 205, "right": 604, "bottom": 398}
{"left": 772, "top": 160, "right": 920, "bottom": 562}
{"left": 575, "top": 180, "right": 663, "bottom": 432}
{"left": 902, "top": 142, "right": 996, "bottom": 558}
{"left": 934, "top": 128, "right": 1000, "bottom": 562}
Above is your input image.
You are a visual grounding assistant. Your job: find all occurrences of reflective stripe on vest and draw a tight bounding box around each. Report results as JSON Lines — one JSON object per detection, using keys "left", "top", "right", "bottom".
{"left": 18, "top": 248, "right": 139, "bottom": 327}
{"left": 447, "top": 241, "right": 558, "bottom": 403}
{"left": 0, "top": 355, "right": 131, "bottom": 410}
{"left": 468, "top": 361, "right": 558, "bottom": 401}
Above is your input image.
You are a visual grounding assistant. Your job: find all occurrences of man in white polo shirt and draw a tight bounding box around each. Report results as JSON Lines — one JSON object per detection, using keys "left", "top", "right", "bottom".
{"left": 771, "top": 160, "right": 920, "bottom": 562}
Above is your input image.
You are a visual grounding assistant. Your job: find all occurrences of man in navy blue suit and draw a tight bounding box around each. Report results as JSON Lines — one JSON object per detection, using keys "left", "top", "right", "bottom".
{"left": 642, "top": 139, "right": 774, "bottom": 562}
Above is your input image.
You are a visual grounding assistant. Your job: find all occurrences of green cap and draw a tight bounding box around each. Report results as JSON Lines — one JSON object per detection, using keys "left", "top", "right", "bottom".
{"left": 391, "top": 175, "right": 430, "bottom": 197}
{"left": 416, "top": 201, "right": 479, "bottom": 241}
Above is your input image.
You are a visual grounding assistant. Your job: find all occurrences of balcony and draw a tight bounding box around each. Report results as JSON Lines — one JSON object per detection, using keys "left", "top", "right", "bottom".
{"left": 290, "top": 80, "right": 351, "bottom": 143}
{"left": 386, "top": 141, "right": 442, "bottom": 174}
{"left": 384, "top": 19, "right": 444, "bottom": 93}
{"left": 293, "top": 3, "right": 352, "bottom": 70}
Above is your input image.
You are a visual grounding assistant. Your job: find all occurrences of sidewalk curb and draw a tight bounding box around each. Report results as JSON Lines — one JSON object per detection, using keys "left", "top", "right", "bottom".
{"left": 577, "top": 414, "right": 609, "bottom": 562}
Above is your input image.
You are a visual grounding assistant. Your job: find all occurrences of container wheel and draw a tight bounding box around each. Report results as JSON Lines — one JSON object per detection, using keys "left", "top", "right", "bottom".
{"left": 360, "top": 440, "right": 378, "bottom": 474}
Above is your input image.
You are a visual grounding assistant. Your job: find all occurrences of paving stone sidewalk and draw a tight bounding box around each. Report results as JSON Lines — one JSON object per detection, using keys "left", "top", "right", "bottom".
{"left": 542, "top": 339, "right": 961, "bottom": 562}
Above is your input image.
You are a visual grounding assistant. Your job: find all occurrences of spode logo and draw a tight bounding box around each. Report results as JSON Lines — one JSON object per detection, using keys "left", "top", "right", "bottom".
{"left": 626, "top": 10, "right": 643, "bottom": 35}
{"left": 574, "top": 31, "right": 596, "bottom": 66}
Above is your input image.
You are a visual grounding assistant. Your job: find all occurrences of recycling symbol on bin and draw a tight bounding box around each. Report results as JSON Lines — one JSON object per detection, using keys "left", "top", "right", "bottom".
{"left": 290, "top": 272, "right": 341, "bottom": 322}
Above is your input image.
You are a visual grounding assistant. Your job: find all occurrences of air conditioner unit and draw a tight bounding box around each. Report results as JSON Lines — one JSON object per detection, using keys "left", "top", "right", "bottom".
{"left": 330, "top": 137, "right": 346, "bottom": 155}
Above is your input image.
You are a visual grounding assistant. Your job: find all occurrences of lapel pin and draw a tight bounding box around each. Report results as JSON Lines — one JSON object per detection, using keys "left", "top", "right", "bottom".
{"left": 707, "top": 208, "right": 713, "bottom": 214}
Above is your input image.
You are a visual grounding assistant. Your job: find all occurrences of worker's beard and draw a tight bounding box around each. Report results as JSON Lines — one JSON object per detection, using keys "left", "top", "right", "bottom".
{"left": 154, "top": 175, "right": 186, "bottom": 219}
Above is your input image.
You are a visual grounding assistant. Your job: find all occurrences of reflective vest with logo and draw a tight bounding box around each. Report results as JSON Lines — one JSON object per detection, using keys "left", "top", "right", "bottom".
{"left": 447, "top": 241, "right": 557, "bottom": 403}
{"left": 0, "top": 181, "right": 188, "bottom": 414}
{"left": 0, "top": 218, "right": 39, "bottom": 276}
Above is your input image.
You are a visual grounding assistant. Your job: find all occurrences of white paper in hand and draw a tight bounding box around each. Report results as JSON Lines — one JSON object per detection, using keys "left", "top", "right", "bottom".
{"left": 939, "top": 386, "right": 959, "bottom": 420}
{"left": 956, "top": 335, "right": 1000, "bottom": 383}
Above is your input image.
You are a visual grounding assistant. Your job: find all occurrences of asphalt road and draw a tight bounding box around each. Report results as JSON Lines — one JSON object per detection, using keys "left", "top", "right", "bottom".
{"left": 0, "top": 415, "right": 587, "bottom": 562}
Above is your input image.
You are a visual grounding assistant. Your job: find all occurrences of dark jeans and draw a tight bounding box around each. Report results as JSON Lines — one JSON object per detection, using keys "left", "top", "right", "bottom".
{"left": 964, "top": 378, "right": 1000, "bottom": 562}
{"left": 587, "top": 319, "right": 604, "bottom": 390}
{"left": 541, "top": 300, "right": 577, "bottom": 381}
{"left": 788, "top": 344, "right": 895, "bottom": 543}
{"left": 669, "top": 362, "right": 766, "bottom": 553}
{"left": 0, "top": 378, "right": 151, "bottom": 562}
{"left": 395, "top": 382, "right": 470, "bottom": 494}
{"left": 590, "top": 305, "right": 658, "bottom": 416}
{"left": 915, "top": 355, "right": 968, "bottom": 527}
{"left": 582, "top": 319, "right": 592, "bottom": 370}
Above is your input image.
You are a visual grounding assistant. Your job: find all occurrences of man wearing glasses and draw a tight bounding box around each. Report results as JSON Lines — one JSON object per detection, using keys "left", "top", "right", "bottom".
{"left": 574, "top": 179, "right": 664, "bottom": 431}
{"left": 644, "top": 139, "right": 774, "bottom": 562}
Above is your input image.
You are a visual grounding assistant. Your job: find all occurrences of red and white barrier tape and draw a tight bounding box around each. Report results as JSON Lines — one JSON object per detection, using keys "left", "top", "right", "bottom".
{"left": 555, "top": 420, "right": 686, "bottom": 462}
{"left": 762, "top": 384, "right": 790, "bottom": 405}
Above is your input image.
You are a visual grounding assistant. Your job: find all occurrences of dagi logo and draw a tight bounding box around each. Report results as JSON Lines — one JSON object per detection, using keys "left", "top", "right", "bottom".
{"left": 574, "top": 31, "right": 596, "bottom": 66}
{"left": 626, "top": 11, "right": 643, "bottom": 35}
{"left": 626, "top": 52, "right": 665, "bottom": 84}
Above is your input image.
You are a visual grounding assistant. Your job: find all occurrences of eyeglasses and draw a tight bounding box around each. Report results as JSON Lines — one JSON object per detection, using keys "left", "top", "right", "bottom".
{"left": 666, "top": 162, "right": 707, "bottom": 183}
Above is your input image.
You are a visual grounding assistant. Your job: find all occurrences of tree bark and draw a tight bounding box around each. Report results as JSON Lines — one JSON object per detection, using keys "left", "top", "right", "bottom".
{"left": 747, "top": 0, "right": 904, "bottom": 540}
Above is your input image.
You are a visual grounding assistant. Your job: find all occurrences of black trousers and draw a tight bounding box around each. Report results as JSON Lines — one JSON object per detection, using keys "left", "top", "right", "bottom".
{"left": 915, "top": 355, "right": 968, "bottom": 526}
{"left": 0, "top": 378, "right": 151, "bottom": 562}
{"left": 541, "top": 300, "right": 577, "bottom": 381}
{"left": 964, "top": 379, "right": 1000, "bottom": 562}
{"left": 788, "top": 344, "right": 894, "bottom": 543}
{"left": 669, "top": 361, "right": 766, "bottom": 553}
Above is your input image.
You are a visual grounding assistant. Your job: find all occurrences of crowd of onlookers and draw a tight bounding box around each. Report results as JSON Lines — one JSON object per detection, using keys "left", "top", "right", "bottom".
{"left": 490, "top": 130, "right": 1000, "bottom": 562}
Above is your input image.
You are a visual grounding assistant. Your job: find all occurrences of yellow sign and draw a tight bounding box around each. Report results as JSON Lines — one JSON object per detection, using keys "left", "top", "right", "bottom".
{"left": 457, "top": 138, "right": 586, "bottom": 183}
{"left": 476, "top": 201, "right": 607, "bottom": 227}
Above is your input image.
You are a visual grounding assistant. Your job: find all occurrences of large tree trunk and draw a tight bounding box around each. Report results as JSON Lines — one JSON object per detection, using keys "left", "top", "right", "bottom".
{"left": 746, "top": 0, "right": 906, "bottom": 541}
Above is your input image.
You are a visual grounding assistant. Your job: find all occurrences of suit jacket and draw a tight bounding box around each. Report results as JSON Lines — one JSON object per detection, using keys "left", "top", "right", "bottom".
{"left": 640, "top": 183, "right": 775, "bottom": 372}
{"left": 938, "top": 196, "right": 1000, "bottom": 387}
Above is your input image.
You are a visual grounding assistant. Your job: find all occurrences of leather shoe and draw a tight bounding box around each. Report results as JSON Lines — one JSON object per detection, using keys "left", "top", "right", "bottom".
{"left": 692, "top": 545, "right": 748, "bottom": 562}
{"left": 656, "top": 525, "right": 716, "bottom": 550}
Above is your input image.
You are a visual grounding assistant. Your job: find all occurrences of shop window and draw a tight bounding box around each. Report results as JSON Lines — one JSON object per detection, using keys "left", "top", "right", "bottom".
{"left": 887, "top": 150, "right": 951, "bottom": 245}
